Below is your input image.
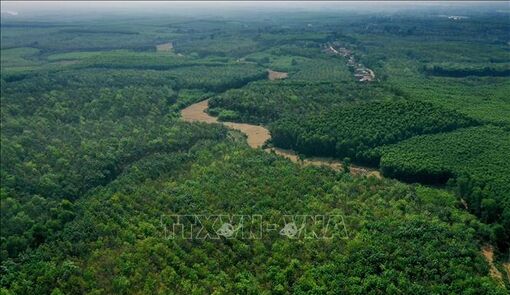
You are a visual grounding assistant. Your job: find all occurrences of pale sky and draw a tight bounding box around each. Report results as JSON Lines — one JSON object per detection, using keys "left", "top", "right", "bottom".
{"left": 1, "top": 1, "right": 506, "bottom": 18}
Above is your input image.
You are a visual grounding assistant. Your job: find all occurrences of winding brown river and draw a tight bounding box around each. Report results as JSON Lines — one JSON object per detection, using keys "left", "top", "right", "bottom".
{"left": 181, "top": 99, "right": 381, "bottom": 178}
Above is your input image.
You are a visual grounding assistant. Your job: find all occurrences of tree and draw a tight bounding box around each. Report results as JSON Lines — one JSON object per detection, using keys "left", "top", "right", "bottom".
{"left": 342, "top": 157, "right": 351, "bottom": 174}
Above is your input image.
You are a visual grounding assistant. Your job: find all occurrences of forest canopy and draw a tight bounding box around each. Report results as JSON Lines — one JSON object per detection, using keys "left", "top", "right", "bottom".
{"left": 1, "top": 2, "right": 509, "bottom": 293}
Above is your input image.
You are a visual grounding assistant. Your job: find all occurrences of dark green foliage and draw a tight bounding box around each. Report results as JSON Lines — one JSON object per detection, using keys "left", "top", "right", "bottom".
{"left": 0, "top": 62, "right": 229, "bottom": 261}
{"left": 2, "top": 65, "right": 265, "bottom": 97}
{"left": 209, "top": 80, "right": 396, "bottom": 123}
{"left": 217, "top": 109, "right": 240, "bottom": 121}
{"left": 342, "top": 157, "right": 351, "bottom": 174}
{"left": 58, "top": 29, "right": 139, "bottom": 35}
{"left": 424, "top": 63, "right": 510, "bottom": 77}
{"left": 379, "top": 126, "right": 510, "bottom": 250}
{"left": 0, "top": 26, "right": 168, "bottom": 52}
{"left": 164, "top": 65, "right": 267, "bottom": 92}
{"left": 175, "top": 36, "right": 259, "bottom": 57}
{"left": 270, "top": 100, "right": 478, "bottom": 165}
{"left": 78, "top": 51, "right": 214, "bottom": 70}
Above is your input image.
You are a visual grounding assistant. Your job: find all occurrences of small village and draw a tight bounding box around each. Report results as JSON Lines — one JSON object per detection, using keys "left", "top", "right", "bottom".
{"left": 323, "top": 43, "right": 375, "bottom": 82}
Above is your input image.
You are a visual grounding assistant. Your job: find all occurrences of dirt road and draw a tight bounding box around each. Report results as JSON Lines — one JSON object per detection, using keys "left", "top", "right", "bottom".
{"left": 181, "top": 99, "right": 381, "bottom": 178}
{"left": 482, "top": 246, "right": 505, "bottom": 285}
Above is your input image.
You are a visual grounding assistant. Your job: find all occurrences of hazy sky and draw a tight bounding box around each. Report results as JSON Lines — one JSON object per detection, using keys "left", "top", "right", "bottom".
{"left": 1, "top": 1, "right": 507, "bottom": 19}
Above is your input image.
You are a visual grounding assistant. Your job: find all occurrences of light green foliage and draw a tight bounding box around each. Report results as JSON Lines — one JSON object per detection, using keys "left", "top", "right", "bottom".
{"left": 288, "top": 57, "right": 352, "bottom": 82}
{"left": 384, "top": 61, "right": 510, "bottom": 125}
{"left": 2, "top": 144, "right": 504, "bottom": 294}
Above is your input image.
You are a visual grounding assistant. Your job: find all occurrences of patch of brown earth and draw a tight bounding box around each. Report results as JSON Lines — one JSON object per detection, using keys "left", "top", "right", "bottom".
{"left": 268, "top": 148, "right": 381, "bottom": 178}
{"left": 268, "top": 69, "right": 288, "bottom": 80}
{"left": 156, "top": 42, "right": 173, "bottom": 52}
{"left": 482, "top": 245, "right": 504, "bottom": 285}
{"left": 224, "top": 122, "right": 270, "bottom": 148}
{"left": 181, "top": 100, "right": 218, "bottom": 124}
{"left": 503, "top": 263, "right": 510, "bottom": 282}
{"left": 180, "top": 100, "right": 381, "bottom": 178}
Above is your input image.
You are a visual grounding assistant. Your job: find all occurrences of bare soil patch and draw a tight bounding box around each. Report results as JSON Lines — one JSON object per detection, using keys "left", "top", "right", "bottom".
{"left": 156, "top": 42, "right": 173, "bottom": 52}
{"left": 181, "top": 100, "right": 218, "bottom": 124}
{"left": 268, "top": 69, "right": 288, "bottom": 80}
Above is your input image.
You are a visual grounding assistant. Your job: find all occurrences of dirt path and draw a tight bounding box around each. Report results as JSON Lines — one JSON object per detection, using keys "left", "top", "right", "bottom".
{"left": 181, "top": 100, "right": 218, "bottom": 124}
{"left": 269, "top": 147, "right": 381, "bottom": 177}
{"left": 181, "top": 100, "right": 270, "bottom": 148}
{"left": 181, "top": 99, "right": 381, "bottom": 178}
{"left": 504, "top": 263, "right": 510, "bottom": 282}
{"left": 482, "top": 246, "right": 504, "bottom": 285}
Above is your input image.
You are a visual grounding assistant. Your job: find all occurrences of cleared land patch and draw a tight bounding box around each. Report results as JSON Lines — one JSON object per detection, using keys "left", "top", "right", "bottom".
{"left": 156, "top": 42, "right": 173, "bottom": 52}
{"left": 267, "top": 69, "right": 288, "bottom": 80}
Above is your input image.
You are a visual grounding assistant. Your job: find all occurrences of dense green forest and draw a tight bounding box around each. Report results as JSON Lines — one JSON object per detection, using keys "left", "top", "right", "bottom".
{"left": 2, "top": 142, "right": 506, "bottom": 294}
{"left": 269, "top": 100, "right": 478, "bottom": 165}
{"left": 208, "top": 81, "right": 397, "bottom": 123}
{"left": 379, "top": 126, "right": 510, "bottom": 250}
{"left": 424, "top": 63, "right": 510, "bottom": 77}
{"left": 1, "top": 2, "right": 509, "bottom": 294}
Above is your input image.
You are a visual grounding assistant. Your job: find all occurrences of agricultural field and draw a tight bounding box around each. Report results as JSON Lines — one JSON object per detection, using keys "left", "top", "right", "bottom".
{"left": 1, "top": 2, "right": 509, "bottom": 294}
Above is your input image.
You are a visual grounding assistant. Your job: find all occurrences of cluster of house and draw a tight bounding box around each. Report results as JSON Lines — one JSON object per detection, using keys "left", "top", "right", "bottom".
{"left": 323, "top": 43, "right": 375, "bottom": 82}
{"left": 447, "top": 15, "right": 468, "bottom": 20}
{"left": 354, "top": 67, "right": 375, "bottom": 82}
{"left": 436, "top": 15, "right": 468, "bottom": 21}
